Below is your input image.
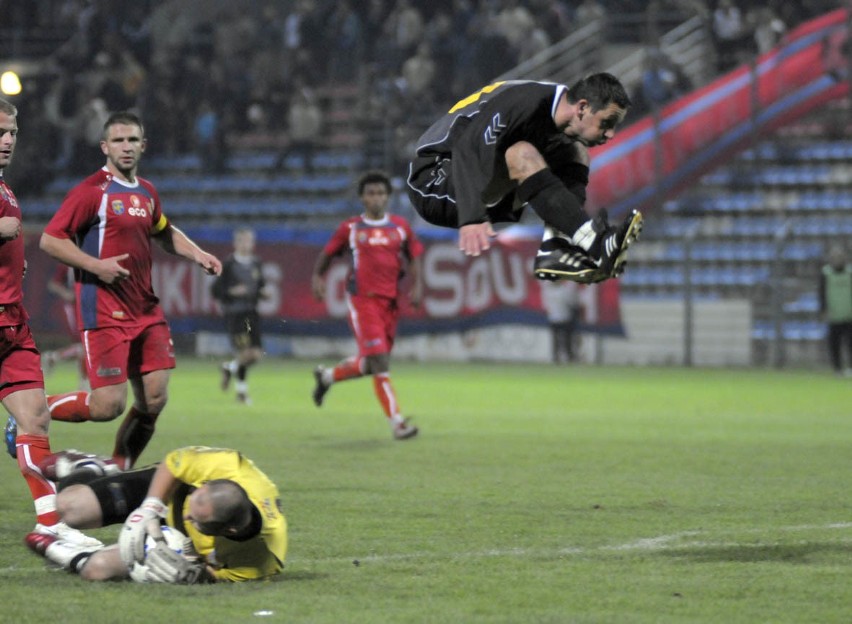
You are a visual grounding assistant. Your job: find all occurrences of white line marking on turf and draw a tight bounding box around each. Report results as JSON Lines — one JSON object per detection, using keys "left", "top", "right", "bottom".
{"left": 292, "top": 523, "right": 852, "bottom": 566}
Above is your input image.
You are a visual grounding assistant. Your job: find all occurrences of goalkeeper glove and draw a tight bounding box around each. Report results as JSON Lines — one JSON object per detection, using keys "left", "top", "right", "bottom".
{"left": 145, "top": 542, "right": 207, "bottom": 584}
{"left": 118, "top": 496, "right": 168, "bottom": 567}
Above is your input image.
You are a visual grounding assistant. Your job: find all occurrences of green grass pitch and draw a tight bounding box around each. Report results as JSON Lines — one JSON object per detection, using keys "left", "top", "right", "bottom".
{"left": 0, "top": 358, "right": 850, "bottom": 623}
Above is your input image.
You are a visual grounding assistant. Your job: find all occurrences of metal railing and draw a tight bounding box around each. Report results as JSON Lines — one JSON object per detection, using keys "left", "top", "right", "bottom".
{"left": 494, "top": 15, "right": 715, "bottom": 95}
{"left": 493, "top": 20, "right": 605, "bottom": 84}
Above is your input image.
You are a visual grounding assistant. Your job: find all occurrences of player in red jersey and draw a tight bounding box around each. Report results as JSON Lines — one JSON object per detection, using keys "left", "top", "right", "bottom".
{"left": 42, "top": 264, "right": 87, "bottom": 388}
{"left": 0, "top": 98, "right": 102, "bottom": 548}
{"left": 38, "top": 111, "right": 222, "bottom": 470}
{"left": 311, "top": 171, "right": 423, "bottom": 440}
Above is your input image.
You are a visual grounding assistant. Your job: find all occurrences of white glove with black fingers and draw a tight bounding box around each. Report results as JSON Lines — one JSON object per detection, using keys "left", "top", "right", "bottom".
{"left": 118, "top": 496, "right": 168, "bottom": 567}
{"left": 144, "top": 542, "right": 207, "bottom": 584}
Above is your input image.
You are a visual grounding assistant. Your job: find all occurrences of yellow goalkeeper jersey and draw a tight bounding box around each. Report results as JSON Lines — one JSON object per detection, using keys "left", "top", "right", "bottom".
{"left": 163, "top": 446, "right": 287, "bottom": 582}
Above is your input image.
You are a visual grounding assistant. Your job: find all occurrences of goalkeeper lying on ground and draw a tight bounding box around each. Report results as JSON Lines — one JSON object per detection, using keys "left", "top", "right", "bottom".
{"left": 25, "top": 446, "right": 287, "bottom": 583}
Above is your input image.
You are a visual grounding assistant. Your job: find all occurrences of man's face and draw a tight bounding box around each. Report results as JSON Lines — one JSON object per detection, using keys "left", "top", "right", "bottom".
{"left": 360, "top": 182, "right": 390, "bottom": 218}
{"left": 101, "top": 122, "right": 145, "bottom": 176}
{"left": 566, "top": 101, "right": 627, "bottom": 147}
{"left": 234, "top": 230, "right": 256, "bottom": 255}
{"left": 0, "top": 111, "right": 18, "bottom": 170}
{"left": 185, "top": 486, "right": 215, "bottom": 535}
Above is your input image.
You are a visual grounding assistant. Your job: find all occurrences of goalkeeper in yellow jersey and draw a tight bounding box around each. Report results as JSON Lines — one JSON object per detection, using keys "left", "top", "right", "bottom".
{"left": 25, "top": 446, "right": 287, "bottom": 583}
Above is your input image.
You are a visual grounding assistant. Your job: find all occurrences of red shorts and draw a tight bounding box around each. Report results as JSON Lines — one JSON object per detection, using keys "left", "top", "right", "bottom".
{"left": 0, "top": 323, "right": 45, "bottom": 401}
{"left": 348, "top": 295, "right": 399, "bottom": 357}
{"left": 81, "top": 321, "right": 176, "bottom": 389}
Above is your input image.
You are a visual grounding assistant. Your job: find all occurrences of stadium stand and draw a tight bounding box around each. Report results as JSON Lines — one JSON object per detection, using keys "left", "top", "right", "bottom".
{"left": 621, "top": 96, "right": 852, "bottom": 364}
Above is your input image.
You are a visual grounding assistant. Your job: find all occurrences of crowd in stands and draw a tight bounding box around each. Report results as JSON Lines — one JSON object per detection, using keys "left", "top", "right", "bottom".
{"left": 0, "top": 0, "right": 841, "bottom": 199}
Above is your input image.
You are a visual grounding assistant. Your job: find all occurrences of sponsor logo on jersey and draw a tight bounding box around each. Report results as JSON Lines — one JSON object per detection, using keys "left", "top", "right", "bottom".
{"left": 111, "top": 200, "right": 125, "bottom": 215}
{"left": 368, "top": 229, "right": 390, "bottom": 246}
{"left": 111, "top": 310, "right": 126, "bottom": 319}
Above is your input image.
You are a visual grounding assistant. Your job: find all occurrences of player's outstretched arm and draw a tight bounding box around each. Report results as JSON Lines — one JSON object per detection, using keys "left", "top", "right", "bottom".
{"left": 154, "top": 224, "right": 222, "bottom": 275}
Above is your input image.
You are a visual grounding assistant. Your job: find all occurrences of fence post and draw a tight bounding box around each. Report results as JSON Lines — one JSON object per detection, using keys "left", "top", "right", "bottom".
{"left": 683, "top": 222, "right": 700, "bottom": 366}
{"left": 771, "top": 221, "right": 791, "bottom": 368}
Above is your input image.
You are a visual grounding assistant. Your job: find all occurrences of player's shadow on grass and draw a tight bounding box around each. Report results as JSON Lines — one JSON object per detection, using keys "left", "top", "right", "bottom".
{"left": 660, "top": 542, "right": 852, "bottom": 564}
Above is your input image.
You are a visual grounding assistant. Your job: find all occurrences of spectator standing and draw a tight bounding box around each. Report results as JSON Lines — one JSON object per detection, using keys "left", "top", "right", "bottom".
{"left": 712, "top": 0, "right": 748, "bottom": 72}
{"left": 819, "top": 245, "right": 852, "bottom": 376}
{"left": 274, "top": 85, "right": 323, "bottom": 174}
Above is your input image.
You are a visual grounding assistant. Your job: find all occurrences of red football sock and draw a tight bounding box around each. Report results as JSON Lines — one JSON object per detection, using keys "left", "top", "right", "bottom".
{"left": 47, "top": 391, "right": 91, "bottom": 422}
{"left": 112, "top": 407, "right": 158, "bottom": 470}
{"left": 332, "top": 356, "right": 365, "bottom": 382}
{"left": 16, "top": 434, "right": 59, "bottom": 526}
{"left": 372, "top": 373, "right": 401, "bottom": 421}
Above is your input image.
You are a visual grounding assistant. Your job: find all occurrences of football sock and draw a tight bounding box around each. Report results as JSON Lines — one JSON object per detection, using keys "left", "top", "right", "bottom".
{"left": 517, "top": 169, "right": 589, "bottom": 237}
{"left": 373, "top": 373, "right": 404, "bottom": 425}
{"left": 236, "top": 380, "right": 248, "bottom": 395}
{"left": 112, "top": 407, "right": 158, "bottom": 470}
{"left": 47, "top": 391, "right": 90, "bottom": 422}
{"left": 331, "top": 356, "right": 365, "bottom": 383}
{"left": 44, "top": 540, "right": 96, "bottom": 573}
{"left": 237, "top": 364, "right": 247, "bottom": 381}
{"left": 225, "top": 360, "right": 238, "bottom": 374}
{"left": 16, "top": 433, "right": 59, "bottom": 526}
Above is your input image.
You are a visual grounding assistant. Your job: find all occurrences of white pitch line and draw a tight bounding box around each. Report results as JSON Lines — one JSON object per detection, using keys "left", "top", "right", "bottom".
{"left": 3, "top": 523, "right": 850, "bottom": 575}
{"left": 291, "top": 523, "right": 852, "bottom": 566}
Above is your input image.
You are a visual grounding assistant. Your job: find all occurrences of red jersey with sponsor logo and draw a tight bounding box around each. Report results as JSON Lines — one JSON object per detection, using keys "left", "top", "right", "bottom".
{"left": 324, "top": 214, "right": 423, "bottom": 299}
{"left": 0, "top": 175, "right": 28, "bottom": 325}
{"left": 43, "top": 168, "right": 170, "bottom": 329}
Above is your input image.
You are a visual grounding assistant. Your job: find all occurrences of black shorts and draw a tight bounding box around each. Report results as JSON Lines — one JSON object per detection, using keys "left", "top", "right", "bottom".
{"left": 84, "top": 466, "right": 157, "bottom": 526}
{"left": 406, "top": 155, "right": 459, "bottom": 227}
{"left": 406, "top": 155, "right": 521, "bottom": 228}
{"left": 226, "top": 310, "right": 262, "bottom": 349}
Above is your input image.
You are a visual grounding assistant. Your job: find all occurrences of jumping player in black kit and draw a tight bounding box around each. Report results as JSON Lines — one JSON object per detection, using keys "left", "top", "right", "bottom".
{"left": 406, "top": 73, "right": 643, "bottom": 283}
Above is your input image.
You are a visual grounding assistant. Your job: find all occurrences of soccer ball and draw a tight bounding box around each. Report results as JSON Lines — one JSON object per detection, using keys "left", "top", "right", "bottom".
{"left": 128, "top": 525, "right": 193, "bottom": 583}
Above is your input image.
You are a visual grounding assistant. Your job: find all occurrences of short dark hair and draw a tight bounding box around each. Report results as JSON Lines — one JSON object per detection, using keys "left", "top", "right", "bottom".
{"left": 357, "top": 171, "right": 392, "bottom": 196}
{"left": 103, "top": 111, "right": 144, "bottom": 139}
{"left": 566, "top": 73, "right": 632, "bottom": 111}
{"left": 0, "top": 98, "right": 18, "bottom": 117}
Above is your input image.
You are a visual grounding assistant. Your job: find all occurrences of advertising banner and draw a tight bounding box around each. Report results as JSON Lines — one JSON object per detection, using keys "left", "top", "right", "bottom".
{"left": 21, "top": 227, "right": 623, "bottom": 340}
